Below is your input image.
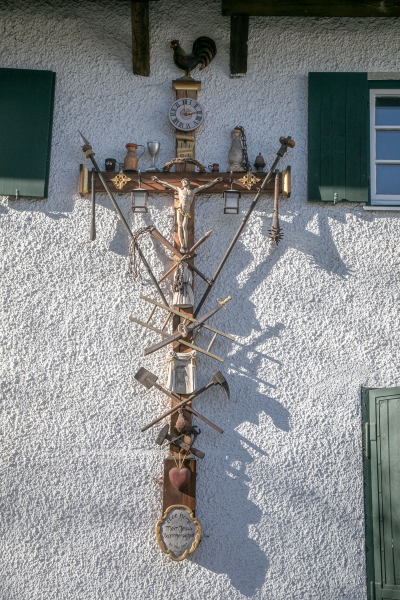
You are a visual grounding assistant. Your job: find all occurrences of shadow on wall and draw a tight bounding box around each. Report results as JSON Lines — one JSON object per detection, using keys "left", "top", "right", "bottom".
{"left": 183, "top": 209, "right": 349, "bottom": 594}
{"left": 192, "top": 440, "right": 271, "bottom": 596}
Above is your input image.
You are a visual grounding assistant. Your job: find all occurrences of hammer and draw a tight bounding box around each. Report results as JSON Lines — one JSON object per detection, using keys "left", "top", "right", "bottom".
{"left": 134, "top": 367, "right": 226, "bottom": 433}
{"left": 155, "top": 424, "right": 205, "bottom": 459}
{"left": 138, "top": 368, "right": 230, "bottom": 432}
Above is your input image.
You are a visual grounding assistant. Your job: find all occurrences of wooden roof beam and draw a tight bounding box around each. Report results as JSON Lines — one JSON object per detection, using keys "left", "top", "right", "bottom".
{"left": 222, "top": 0, "right": 400, "bottom": 18}
{"left": 131, "top": 0, "right": 159, "bottom": 77}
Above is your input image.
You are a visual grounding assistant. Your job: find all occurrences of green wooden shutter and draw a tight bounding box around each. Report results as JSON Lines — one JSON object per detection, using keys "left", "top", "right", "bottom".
{"left": 363, "top": 386, "right": 400, "bottom": 600}
{"left": 308, "top": 72, "right": 368, "bottom": 202}
{"left": 0, "top": 68, "right": 56, "bottom": 199}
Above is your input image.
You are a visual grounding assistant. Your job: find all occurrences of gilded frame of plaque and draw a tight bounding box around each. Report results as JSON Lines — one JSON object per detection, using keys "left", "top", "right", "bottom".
{"left": 155, "top": 504, "right": 202, "bottom": 561}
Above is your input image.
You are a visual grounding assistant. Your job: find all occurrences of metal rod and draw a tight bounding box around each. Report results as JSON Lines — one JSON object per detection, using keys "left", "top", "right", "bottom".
{"left": 194, "top": 136, "right": 294, "bottom": 317}
{"left": 144, "top": 296, "right": 231, "bottom": 356}
{"left": 161, "top": 312, "right": 171, "bottom": 331}
{"left": 79, "top": 133, "right": 168, "bottom": 306}
{"left": 207, "top": 332, "right": 218, "bottom": 352}
{"left": 139, "top": 295, "right": 235, "bottom": 339}
{"left": 90, "top": 168, "right": 96, "bottom": 241}
{"left": 146, "top": 305, "right": 156, "bottom": 324}
{"left": 129, "top": 317, "right": 224, "bottom": 361}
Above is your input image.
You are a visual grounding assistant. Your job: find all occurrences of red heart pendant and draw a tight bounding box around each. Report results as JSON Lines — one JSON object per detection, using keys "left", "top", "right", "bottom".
{"left": 169, "top": 467, "right": 191, "bottom": 491}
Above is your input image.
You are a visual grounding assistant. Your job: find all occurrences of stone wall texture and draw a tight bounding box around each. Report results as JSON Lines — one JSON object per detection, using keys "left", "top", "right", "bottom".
{"left": 2, "top": 1, "right": 400, "bottom": 598}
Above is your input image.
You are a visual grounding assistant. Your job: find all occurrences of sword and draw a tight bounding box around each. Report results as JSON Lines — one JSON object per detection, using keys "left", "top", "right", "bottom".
{"left": 143, "top": 296, "right": 232, "bottom": 356}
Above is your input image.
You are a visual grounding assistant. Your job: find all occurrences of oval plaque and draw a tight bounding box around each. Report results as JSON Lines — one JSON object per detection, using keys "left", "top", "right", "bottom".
{"left": 155, "top": 504, "right": 201, "bottom": 561}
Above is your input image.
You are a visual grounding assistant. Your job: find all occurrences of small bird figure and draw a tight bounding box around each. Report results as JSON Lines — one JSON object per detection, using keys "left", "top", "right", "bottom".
{"left": 170, "top": 37, "right": 217, "bottom": 78}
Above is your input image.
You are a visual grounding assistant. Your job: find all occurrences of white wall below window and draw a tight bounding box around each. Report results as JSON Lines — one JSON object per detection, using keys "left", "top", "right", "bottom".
{"left": 2, "top": 1, "right": 400, "bottom": 599}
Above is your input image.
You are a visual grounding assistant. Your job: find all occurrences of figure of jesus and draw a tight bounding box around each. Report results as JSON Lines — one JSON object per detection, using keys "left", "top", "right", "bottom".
{"left": 151, "top": 175, "right": 222, "bottom": 253}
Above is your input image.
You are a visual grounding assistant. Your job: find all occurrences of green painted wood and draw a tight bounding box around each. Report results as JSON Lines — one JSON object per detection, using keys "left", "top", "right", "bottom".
{"left": 365, "top": 388, "right": 400, "bottom": 600}
{"left": 362, "top": 387, "right": 375, "bottom": 600}
{"left": 222, "top": 0, "right": 400, "bottom": 17}
{"left": 308, "top": 72, "right": 368, "bottom": 202}
{"left": 0, "top": 68, "right": 55, "bottom": 198}
{"left": 346, "top": 74, "right": 369, "bottom": 202}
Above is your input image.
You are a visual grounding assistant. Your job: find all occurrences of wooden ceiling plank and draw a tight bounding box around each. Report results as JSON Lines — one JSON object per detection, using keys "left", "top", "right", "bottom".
{"left": 230, "top": 15, "right": 249, "bottom": 78}
{"left": 222, "top": 0, "right": 400, "bottom": 18}
{"left": 131, "top": 0, "right": 150, "bottom": 77}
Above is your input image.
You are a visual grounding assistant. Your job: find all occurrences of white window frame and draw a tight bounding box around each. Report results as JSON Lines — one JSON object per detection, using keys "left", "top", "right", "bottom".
{"left": 370, "top": 89, "right": 400, "bottom": 205}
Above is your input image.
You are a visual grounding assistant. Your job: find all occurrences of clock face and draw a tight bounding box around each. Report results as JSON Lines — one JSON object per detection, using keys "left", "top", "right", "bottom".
{"left": 169, "top": 98, "right": 204, "bottom": 131}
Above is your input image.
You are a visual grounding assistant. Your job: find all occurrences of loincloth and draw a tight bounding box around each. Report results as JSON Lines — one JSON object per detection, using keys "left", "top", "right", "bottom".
{"left": 176, "top": 207, "right": 191, "bottom": 219}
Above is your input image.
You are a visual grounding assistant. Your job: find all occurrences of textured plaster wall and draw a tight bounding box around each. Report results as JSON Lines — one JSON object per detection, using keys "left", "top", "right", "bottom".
{"left": 2, "top": 1, "right": 400, "bottom": 598}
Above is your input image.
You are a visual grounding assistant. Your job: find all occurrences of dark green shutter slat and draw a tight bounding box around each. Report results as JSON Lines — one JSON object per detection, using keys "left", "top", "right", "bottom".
{"left": 0, "top": 68, "right": 55, "bottom": 198}
{"left": 308, "top": 72, "right": 368, "bottom": 202}
{"left": 346, "top": 74, "right": 369, "bottom": 202}
{"left": 365, "top": 387, "right": 400, "bottom": 600}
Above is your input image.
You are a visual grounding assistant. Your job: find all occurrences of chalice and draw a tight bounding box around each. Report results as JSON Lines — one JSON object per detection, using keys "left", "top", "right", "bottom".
{"left": 146, "top": 141, "right": 161, "bottom": 172}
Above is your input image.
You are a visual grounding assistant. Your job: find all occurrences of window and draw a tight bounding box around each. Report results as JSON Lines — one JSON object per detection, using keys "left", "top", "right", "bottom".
{"left": 370, "top": 90, "right": 400, "bottom": 205}
{"left": 0, "top": 68, "right": 56, "bottom": 199}
{"left": 308, "top": 72, "right": 400, "bottom": 206}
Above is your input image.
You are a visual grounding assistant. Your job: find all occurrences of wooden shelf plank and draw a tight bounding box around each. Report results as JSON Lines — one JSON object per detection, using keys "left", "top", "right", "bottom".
{"left": 79, "top": 166, "right": 291, "bottom": 196}
{"left": 222, "top": 0, "right": 400, "bottom": 17}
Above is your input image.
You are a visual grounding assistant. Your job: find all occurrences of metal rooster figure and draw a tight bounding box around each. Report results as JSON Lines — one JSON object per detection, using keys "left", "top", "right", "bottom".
{"left": 170, "top": 37, "right": 217, "bottom": 78}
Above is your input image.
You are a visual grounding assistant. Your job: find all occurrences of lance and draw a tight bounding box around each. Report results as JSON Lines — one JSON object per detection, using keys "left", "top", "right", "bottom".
{"left": 143, "top": 296, "right": 232, "bottom": 356}
{"left": 269, "top": 169, "right": 283, "bottom": 244}
{"left": 90, "top": 168, "right": 96, "bottom": 241}
{"left": 158, "top": 230, "right": 213, "bottom": 283}
{"left": 78, "top": 132, "right": 168, "bottom": 306}
{"left": 194, "top": 136, "right": 295, "bottom": 317}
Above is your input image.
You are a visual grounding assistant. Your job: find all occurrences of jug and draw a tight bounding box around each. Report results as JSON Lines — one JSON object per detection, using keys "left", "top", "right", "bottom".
{"left": 124, "top": 143, "right": 145, "bottom": 171}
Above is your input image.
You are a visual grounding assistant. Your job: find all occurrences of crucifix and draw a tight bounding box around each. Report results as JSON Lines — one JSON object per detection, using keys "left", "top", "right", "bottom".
{"left": 78, "top": 45, "right": 294, "bottom": 556}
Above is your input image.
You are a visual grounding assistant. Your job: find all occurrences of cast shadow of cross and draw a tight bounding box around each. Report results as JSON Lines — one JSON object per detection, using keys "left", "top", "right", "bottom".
{"left": 189, "top": 379, "right": 289, "bottom": 596}
{"left": 184, "top": 209, "right": 349, "bottom": 593}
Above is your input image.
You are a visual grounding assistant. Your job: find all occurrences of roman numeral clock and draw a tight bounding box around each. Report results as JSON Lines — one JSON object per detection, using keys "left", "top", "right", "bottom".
{"left": 169, "top": 97, "right": 204, "bottom": 131}
{"left": 170, "top": 79, "right": 203, "bottom": 172}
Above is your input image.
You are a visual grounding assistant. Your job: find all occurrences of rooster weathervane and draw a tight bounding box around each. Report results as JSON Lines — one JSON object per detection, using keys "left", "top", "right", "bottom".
{"left": 170, "top": 37, "right": 217, "bottom": 78}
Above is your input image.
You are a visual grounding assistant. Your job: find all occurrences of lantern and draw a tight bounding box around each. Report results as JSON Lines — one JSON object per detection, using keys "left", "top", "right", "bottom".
{"left": 131, "top": 171, "right": 148, "bottom": 213}
{"left": 223, "top": 172, "right": 240, "bottom": 214}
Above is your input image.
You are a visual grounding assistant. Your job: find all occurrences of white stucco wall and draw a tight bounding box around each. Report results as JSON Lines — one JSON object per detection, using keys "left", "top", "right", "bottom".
{"left": 2, "top": 1, "right": 400, "bottom": 598}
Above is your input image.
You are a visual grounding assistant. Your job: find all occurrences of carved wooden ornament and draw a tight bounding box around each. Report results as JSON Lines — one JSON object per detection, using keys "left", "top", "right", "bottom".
{"left": 155, "top": 504, "right": 201, "bottom": 561}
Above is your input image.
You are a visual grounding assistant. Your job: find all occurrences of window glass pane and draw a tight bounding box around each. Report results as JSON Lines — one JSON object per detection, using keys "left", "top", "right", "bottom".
{"left": 376, "top": 164, "right": 400, "bottom": 195}
{"left": 376, "top": 97, "right": 400, "bottom": 126}
{"left": 376, "top": 130, "right": 400, "bottom": 160}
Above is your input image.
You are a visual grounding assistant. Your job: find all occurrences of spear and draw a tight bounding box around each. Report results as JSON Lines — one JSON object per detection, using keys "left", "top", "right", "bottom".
{"left": 78, "top": 132, "right": 168, "bottom": 306}
{"left": 269, "top": 169, "right": 283, "bottom": 244}
{"left": 90, "top": 168, "right": 96, "bottom": 241}
{"left": 194, "top": 136, "right": 295, "bottom": 317}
